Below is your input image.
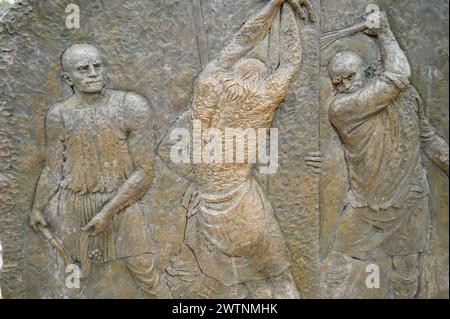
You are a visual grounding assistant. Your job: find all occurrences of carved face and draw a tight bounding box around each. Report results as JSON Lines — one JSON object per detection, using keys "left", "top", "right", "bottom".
{"left": 61, "top": 44, "right": 105, "bottom": 94}
{"left": 328, "top": 51, "right": 366, "bottom": 94}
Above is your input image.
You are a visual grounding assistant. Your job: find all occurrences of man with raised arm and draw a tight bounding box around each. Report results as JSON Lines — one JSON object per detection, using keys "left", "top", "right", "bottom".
{"left": 159, "top": 0, "right": 316, "bottom": 298}
{"left": 323, "top": 12, "right": 449, "bottom": 298}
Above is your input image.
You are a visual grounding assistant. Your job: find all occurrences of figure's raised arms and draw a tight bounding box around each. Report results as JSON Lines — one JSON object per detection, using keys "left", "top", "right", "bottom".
{"left": 266, "top": 3, "right": 302, "bottom": 105}
{"left": 329, "top": 12, "right": 412, "bottom": 131}
{"left": 201, "top": 0, "right": 283, "bottom": 77}
{"left": 201, "top": 0, "right": 315, "bottom": 78}
{"left": 365, "top": 11, "right": 411, "bottom": 78}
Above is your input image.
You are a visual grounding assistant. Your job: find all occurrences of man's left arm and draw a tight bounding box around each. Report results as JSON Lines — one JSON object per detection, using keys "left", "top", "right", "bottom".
{"left": 83, "top": 93, "right": 155, "bottom": 236}
{"left": 417, "top": 96, "right": 449, "bottom": 176}
{"left": 266, "top": 3, "right": 302, "bottom": 104}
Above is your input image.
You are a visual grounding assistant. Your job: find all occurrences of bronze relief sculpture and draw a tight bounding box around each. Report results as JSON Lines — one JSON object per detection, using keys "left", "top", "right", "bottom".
{"left": 0, "top": 0, "right": 448, "bottom": 299}
{"left": 29, "top": 43, "right": 170, "bottom": 298}
{"left": 159, "top": 0, "right": 315, "bottom": 299}
{"left": 321, "top": 12, "right": 449, "bottom": 299}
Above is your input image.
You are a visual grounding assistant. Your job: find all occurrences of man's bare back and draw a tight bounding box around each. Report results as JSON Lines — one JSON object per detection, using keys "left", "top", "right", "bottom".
{"left": 191, "top": 1, "right": 303, "bottom": 193}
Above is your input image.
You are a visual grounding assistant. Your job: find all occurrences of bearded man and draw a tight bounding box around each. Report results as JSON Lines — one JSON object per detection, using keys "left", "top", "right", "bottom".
{"left": 323, "top": 12, "right": 449, "bottom": 298}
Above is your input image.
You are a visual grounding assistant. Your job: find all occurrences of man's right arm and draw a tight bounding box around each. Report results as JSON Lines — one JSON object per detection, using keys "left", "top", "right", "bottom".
{"left": 266, "top": 3, "right": 302, "bottom": 105}
{"left": 328, "top": 74, "right": 409, "bottom": 132}
{"left": 330, "top": 12, "right": 411, "bottom": 131}
{"left": 30, "top": 106, "right": 65, "bottom": 231}
{"left": 377, "top": 11, "right": 411, "bottom": 79}
{"left": 202, "top": 0, "right": 284, "bottom": 77}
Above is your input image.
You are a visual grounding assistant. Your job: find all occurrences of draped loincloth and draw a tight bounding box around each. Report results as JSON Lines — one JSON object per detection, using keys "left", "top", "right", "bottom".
{"left": 183, "top": 178, "right": 290, "bottom": 286}
{"left": 47, "top": 189, "right": 154, "bottom": 263}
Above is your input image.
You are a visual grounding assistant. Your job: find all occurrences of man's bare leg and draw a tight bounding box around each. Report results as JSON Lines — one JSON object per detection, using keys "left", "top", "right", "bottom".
{"left": 320, "top": 251, "right": 354, "bottom": 298}
{"left": 124, "top": 253, "right": 171, "bottom": 299}
{"left": 390, "top": 254, "right": 420, "bottom": 299}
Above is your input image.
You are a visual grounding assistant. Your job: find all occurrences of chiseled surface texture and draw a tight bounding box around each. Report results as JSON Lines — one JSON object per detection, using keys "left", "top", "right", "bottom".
{"left": 268, "top": 0, "right": 321, "bottom": 298}
{"left": 0, "top": 0, "right": 198, "bottom": 299}
{"left": 0, "top": 0, "right": 448, "bottom": 299}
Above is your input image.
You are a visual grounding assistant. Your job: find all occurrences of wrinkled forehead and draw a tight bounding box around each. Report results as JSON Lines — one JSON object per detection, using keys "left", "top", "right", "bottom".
{"left": 62, "top": 46, "right": 103, "bottom": 70}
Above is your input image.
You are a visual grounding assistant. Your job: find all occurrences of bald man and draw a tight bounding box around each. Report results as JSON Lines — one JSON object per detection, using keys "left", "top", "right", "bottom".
{"left": 323, "top": 13, "right": 449, "bottom": 298}
{"left": 30, "top": 44, "right": 170, "bottom": 298}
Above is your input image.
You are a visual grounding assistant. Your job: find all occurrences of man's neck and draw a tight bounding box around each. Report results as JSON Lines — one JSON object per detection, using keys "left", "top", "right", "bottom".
{"left": 74, "top": 88, "right": 108, "bottom": 106}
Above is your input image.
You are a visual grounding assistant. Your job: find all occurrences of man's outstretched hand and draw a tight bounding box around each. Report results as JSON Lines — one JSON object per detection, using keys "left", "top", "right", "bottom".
{"left": 287, "top": 0, "right": 316, "bottom": 23}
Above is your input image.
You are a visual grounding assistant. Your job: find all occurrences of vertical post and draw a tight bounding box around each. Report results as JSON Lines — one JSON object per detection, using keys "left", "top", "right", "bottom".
{"left": 192, "top": 0, "right": 209, "bottom": 67}
{"left": 268, "top": 0, "right": 321, "bottom": 298}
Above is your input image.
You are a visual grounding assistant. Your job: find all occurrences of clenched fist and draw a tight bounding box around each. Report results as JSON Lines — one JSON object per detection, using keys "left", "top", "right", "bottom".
{"left": 30, "top": 209, "right": 48, "bottom": 232}
{"left": 287, "top": 0, "right": 316, "bottom": 23}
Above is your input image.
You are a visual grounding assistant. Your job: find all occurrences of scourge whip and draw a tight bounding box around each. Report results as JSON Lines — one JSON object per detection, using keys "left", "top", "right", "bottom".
{"left": 320, "top": 8, "right": 382, "bottom": 51}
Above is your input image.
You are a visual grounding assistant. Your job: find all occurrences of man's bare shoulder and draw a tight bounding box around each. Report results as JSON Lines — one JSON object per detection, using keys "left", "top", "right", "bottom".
{"left": 113, "top": 90, "right": 151, "bottom": 115}
{"left": 328, "top": 91, "right": 365, "bottom": 129}
{"left": 113, "top": 90, "right": 154, "bottom": 126}
{"left": 328, "top": 94, "right": 349, "bottom": 118}
{"left": 45, "top": 95, "right": 76, "bottom": 118}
